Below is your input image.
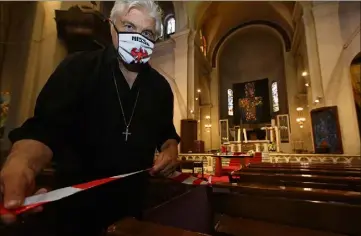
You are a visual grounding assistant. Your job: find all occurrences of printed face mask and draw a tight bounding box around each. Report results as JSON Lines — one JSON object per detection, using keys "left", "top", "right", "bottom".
{"left": 116, "top": 32, "right": 155, "bottom": 64}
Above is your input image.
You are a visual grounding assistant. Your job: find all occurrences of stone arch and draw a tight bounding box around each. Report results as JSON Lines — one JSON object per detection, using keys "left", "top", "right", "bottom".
{"left": 216, "top": 24, "right": 288, "bottom": 123}
{"left": 349, "top": 52, "right": 361, "bottom": 140}
{"left": 338, "top": 2, "right": 360, "bottom": 46}
{"left": 212, "top": 21, "right": 291, "bottom": 67}
{"left": 325, "top": 1, "right": 360, "bottom": 97}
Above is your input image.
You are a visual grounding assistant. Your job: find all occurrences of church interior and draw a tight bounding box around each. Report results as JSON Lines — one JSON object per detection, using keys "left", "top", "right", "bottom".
{"left": 0, "top": 1, "right": 361, "bottom": 235}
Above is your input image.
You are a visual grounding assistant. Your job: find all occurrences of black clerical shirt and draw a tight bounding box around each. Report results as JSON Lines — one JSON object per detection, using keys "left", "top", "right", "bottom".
{"left": 9, "top": 46, "right": 180, "bottom": 187}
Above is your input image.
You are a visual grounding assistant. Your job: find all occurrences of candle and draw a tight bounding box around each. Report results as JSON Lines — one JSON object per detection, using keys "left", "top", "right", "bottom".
{"left": 271, "top": 119, "right": 276, "bottom": 127}
{"left": 275, "top": 127, "right": 280, "bottom": 152}
{"left": 243, "top": 128, "right": 248, "bottom": 142}
{"left": 265, "top": 129, "right": 269, "bottom": 140}
{"left": 270, "top": 129, "right": 274, "bottom": 143}
{"left": 237, "top": 128, "right": 241, "bottom": 142}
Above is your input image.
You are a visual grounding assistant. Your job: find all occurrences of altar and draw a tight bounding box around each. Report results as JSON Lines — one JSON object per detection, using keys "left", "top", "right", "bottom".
{"left": 220, "top": 118, "right": 282, "bottom": 155}
{"left": 223, "top": 140, "right": 270, "bottom": 153}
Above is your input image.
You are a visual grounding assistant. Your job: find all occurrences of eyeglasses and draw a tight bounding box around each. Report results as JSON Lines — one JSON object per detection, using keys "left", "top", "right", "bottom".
{"left": 109, "top": 19, "right": 156, "bottom": 42}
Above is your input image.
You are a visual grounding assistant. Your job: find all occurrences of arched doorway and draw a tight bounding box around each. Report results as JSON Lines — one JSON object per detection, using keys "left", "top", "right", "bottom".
{"left": 350, "top": 53, "right": 361, "bottom": 139}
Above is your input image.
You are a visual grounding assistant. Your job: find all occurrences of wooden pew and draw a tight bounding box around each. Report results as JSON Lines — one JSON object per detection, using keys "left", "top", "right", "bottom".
{"left": 106, "top": 217, "right": 210, "bottom": 236}
{"left": 213, "top": 182, "right": 361, "bottom": 204}
{"left": 216, "top": 215, "right": 345, "bottom": 236}
{"left": 230, "top": 171, "right": 361, "bottom": 191}
{"left": 239, "top": 167, "right": 361, "bottom": 177}
{"left": 143, "top": 184, "right": 214, "bottom": 235}
{"left": 247, "top": 163, "right": 361, "bottom": 171}
{"left": 212, "top": 191, "right": 361, "bottom": 235}
{"left": 3, "top": 174, "right": 360, "bottom": 236}
{"left": 219, "top": 164, "right": 361, "bottom": 235}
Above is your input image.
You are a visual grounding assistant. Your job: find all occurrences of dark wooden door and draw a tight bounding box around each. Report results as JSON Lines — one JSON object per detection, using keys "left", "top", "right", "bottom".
{"left": 180, "top": 119, "right": 197, "bottom": 153}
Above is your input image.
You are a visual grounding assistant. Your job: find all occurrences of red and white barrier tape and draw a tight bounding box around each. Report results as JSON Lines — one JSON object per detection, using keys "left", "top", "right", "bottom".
{"left": 0, "top": 170, "right": 208, "bottom": 216}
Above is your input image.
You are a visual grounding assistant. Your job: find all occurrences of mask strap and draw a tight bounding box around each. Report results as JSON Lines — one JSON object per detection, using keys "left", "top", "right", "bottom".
{"left": 109, "top": 19, "right": 121, "bottom": 34}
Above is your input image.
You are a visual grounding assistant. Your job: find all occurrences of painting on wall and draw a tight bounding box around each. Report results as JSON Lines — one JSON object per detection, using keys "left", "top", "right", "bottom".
{"left": 310, "top": 106, "right": 343, "bottom": 154}
{"left": 277, "top": 114, "right": 290, "bottom": 143}
{"left": 219, "top": 119, "right": 229, "bottom": 144}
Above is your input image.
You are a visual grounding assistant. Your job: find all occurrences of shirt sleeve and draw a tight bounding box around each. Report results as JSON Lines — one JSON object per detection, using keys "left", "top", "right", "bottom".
{"left": 8, "top": 53, "right": 86, "bottom": 153}
{"left": 156, "top": 82, "right": 181, "bottom": 151}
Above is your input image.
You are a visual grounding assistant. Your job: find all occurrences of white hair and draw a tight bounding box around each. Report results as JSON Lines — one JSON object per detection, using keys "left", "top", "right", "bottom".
{"left": 110, "top": 0, "right": 163, "bottom": 38}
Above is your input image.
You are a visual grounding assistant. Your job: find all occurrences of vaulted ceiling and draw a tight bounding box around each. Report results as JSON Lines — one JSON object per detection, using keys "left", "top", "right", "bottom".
{"left": 186, "top": 1, "right": 295, "bottom": 66}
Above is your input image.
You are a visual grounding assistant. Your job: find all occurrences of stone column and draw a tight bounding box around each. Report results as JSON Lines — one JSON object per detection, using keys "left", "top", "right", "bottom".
{"left": 302, "top": 4, "right": 324, "bottom": 107}
{"left": 210, "top": 67, "right": 220, "bottom": 149}
{"left": 171, "top": 29, "right": 191, "bottom": 119}
{"left": 283, "top": 52, "right": 306, "bottom": 151}
{"left": 311, "top": 1, "right": 360, "bottom": 155}
{"left": 188, "top": 30, "right": 197, "bottom": 124}
{"left": 311, "top": 2, "right": 343, "bottom": 104}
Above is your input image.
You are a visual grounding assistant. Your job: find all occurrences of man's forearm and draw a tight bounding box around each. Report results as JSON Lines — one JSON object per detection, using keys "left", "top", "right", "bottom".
{"left": 160, "top": 139, "right": 178, "bottom": 152}
{"left": 4, "top": 140, "right": 53, "bottom": 175}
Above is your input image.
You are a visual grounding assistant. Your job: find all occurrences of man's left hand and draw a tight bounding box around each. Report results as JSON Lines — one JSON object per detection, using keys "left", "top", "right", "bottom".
{"left": 151, "top": 140, "right": 179, "bottom": 177}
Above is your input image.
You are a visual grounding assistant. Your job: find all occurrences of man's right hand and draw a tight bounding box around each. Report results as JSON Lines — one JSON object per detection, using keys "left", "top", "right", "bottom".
{"left": 0, "top": 157, "right": 45, "bottom": 224}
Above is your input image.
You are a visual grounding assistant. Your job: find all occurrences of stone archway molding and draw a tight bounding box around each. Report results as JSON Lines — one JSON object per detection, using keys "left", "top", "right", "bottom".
{"left": 152, "top": 66, "right": 187, "bottom": 120}
{"left": 324, "top": 24, "right": 360, "bottom": 98}
{"left": 211, "top": 20, "right": 292, "bottom": 67}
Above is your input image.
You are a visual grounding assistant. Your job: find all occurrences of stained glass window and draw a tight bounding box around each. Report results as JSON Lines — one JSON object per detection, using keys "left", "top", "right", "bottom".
{"left": 271, "top": 82, "right": 280, "bottom": 112}
{"left": 227, "top": 89, "right": 234, "bottom": 116}
{"left": 160, "top": 23, "right": 164, "bottom": 39}
{"left": 166, "top": 17, "right": 175, "bottom": 35}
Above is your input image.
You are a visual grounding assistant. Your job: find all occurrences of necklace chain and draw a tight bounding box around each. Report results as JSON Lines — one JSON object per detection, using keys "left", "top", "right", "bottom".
{"left": 112, "top": 70, "right": 140, "bottom": 131}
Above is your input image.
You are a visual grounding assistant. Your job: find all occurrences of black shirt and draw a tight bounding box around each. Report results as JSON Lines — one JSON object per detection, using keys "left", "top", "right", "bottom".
{"left": 8, "top": 46, "right": 180, "bottom": 187}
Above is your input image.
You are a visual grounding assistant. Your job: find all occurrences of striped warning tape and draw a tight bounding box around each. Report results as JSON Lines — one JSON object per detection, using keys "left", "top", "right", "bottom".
{"left": 0, "top": 170, "right": 208, "bottom": 216}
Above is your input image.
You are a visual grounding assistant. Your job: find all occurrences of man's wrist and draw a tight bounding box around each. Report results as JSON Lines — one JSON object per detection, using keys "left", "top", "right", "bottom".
{"left": 161, "top": 139, "right": 178, "bottom": 151}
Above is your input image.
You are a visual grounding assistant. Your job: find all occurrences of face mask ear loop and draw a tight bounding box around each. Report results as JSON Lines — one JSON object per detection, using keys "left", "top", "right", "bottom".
{"left": 109, "top": 19, "right": 124, "bottom": 63}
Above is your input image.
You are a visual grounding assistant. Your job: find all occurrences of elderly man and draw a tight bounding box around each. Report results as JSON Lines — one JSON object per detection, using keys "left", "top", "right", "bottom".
{"left": 0, "top": 0, "right": 179, "bottom": 235}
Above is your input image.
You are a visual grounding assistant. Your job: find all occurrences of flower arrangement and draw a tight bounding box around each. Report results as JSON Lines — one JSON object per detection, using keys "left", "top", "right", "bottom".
{"left": 268, "top": 142, "right": 276, "bottom": 152}
{"left": 247, "top": 150, "right": 255, "bottom": 156}
{"left": 0, "top": 92, "right": 10, "bottom": 137}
